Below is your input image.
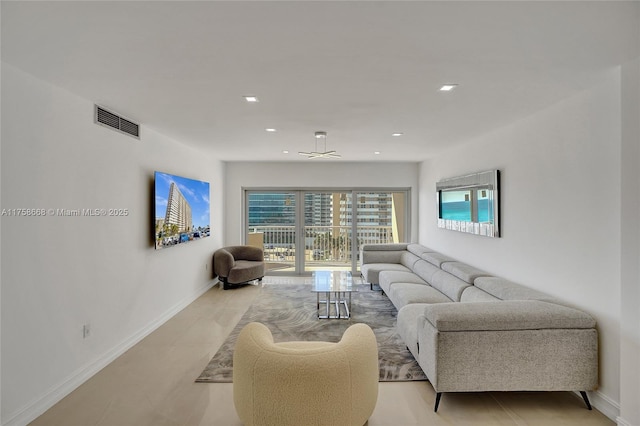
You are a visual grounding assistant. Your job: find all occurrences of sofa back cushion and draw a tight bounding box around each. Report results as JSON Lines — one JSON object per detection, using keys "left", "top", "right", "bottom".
{"left": 400, "top": 252, "right": 421, "bottom": 269}
{"left": 474, "top": 277, "right": 564, "bottom": 305}
{"left": 460, "top": 286, "right": 501, "bottom": 302}
{"left": 421, "top": 252, "right": 456, "bottom": 268}
{"left": 441, "top": 262, "right": 491, "bottom": 284}
{"left": 413, "top": 260, "right": 440, "bottom": 284}
{"left": 430, "top": 269, "right": 471, "bottom": 302}
{"left": 361, "top": 250, "right": 404, "bottom": 264}
{"left": 361, "top": 243, "right": 408, "bottom": 251}
{"left": 407, "top": 243, "right": 434, "bottom": 258}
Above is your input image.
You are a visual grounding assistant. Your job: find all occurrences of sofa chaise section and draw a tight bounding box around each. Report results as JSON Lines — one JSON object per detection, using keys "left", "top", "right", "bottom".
{"left": 360, "top": 243, "right": 410, "bottom": 289}
{"left": 418, "top": 300, "right": 598, "bottom": 411}
{"left": 359, "top": 243, "right": 599, "bottom": 412}
{"left": 394, "top": 261, "right": 490, "bottom": 358}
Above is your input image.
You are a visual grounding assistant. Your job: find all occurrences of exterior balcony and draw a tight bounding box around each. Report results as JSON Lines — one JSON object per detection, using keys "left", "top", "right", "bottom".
{"left": 248, "top": 225, "right": 397, "bottom": 273}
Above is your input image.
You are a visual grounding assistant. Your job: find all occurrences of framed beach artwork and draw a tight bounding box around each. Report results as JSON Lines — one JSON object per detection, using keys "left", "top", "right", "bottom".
{"left": 436, "top": 170, "right": 500, "bottom": 237}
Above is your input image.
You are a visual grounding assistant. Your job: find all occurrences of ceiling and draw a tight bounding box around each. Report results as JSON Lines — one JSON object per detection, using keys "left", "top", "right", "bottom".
{"left": 2, "top": 1, "right": 637, "bottom": 162}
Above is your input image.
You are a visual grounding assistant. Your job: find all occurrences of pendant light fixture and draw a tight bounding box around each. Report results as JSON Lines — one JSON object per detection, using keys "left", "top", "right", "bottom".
{"left": 298, "top": 131, "right": 341, "bottom": 159}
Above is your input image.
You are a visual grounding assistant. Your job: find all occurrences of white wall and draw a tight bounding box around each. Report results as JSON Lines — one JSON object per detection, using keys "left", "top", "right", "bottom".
{"left": 619, "top": 55, "right": 640, "bottom": 426}
{"left": 419, "top": 69, "right": 623, "bottom": 419}
{"left": 0, "top": 64, "right": 224, "bottom": 426}
{"left": 224, "top": 162, "right": 419, "bottom": 246}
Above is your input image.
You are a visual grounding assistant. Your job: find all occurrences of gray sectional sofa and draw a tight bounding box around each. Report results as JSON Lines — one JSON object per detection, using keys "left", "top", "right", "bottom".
{"left": 360, "top": 243, "right": 598, "bottom": 412}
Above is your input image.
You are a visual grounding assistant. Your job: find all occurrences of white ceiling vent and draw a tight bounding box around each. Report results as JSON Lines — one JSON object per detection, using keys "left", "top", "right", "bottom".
{"left": 94, "top": 105, "right": 140, "bottom": 139}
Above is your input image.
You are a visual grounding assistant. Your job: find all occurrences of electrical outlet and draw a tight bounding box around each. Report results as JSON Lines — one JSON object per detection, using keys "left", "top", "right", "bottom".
{"left": 83, "top": 324, "right": 91, "bottom": 339}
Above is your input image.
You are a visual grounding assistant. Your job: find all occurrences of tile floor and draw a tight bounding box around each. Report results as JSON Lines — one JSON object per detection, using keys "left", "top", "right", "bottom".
{"left": 30, "top": 276, "right": 614, "bottom": 426}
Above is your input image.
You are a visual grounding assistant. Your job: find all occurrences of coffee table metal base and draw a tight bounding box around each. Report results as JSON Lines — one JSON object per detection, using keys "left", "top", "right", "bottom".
{"left": 317, "top": 291, "right": 352, "bottom": 319}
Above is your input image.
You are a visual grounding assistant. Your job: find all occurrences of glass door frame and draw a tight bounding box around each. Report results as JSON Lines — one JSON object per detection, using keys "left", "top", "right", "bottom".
{"left": 244, "top": 188, "right": 410, "bottom": 275}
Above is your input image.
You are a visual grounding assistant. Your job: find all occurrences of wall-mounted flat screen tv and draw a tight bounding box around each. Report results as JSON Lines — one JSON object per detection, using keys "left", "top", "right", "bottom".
{"left": 154, "top": 171, "right": 210, "bottom": 249}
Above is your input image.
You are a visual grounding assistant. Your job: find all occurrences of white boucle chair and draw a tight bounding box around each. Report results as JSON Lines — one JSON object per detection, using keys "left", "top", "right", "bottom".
{"left": 233, "top": 322, "right": 379, "bottom": 426}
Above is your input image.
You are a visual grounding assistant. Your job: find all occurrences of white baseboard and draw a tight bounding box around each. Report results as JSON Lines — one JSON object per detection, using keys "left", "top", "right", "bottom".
{"left": 578, "top": 389, "right": 620, "bottom": 423}
{"left": 617, "top": 416, "right": 635, "bottom": 426}
{"left": 2, "top": 281, "right": 215, "bottom": 426}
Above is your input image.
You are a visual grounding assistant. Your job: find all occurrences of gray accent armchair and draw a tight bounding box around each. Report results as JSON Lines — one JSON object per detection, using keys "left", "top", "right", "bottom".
{"left": 213, "top": 246, "right": 265, "bottom": 290}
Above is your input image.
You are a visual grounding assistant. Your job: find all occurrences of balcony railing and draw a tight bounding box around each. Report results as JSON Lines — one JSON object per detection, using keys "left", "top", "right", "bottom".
{"left": 248, "top": 225, "right": 395, "bottom": 271}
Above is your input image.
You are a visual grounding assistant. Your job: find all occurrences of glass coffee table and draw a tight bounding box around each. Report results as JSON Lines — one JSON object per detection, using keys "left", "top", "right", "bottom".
{"left": 311, "top": 270, "right": 355, "bottom": 319}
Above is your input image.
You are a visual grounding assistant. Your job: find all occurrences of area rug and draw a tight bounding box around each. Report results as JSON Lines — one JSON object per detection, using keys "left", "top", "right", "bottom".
{"left": 196, "top": 283, "right": 427, "bottom": 383}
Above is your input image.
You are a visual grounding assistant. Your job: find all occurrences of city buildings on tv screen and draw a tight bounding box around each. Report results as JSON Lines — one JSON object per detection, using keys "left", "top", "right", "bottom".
{"left": 154, "top": 171, "right": 210, "bottom": 249}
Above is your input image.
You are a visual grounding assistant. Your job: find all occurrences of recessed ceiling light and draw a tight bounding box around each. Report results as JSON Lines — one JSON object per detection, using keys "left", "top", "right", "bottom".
{"left": 439, "top": 84, "right": 458, "bottom": 92}
{"left": 283, "top": 150, "right": 289, "bottom": 154}
{"left": 244, "top": 95, "right": 259, "bottom": 102}
{"left": 392, "top": 132, "right": 403, "bottom": 137}
{"left": 374, "top": 151, "right": 381, "bottom": 155}
{"left": 265, "top": 128, "right": 277, "bottom": 132}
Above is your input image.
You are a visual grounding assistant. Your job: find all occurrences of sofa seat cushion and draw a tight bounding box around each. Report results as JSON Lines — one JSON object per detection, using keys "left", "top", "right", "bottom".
{"left": 423, "top": 300, "right": 596, "bottom": 332}
{"left": 379, "top": 271, "right": 426, "bottom": 293}
{"left": 228, "top": 260, "right": 265, "bottom": 284}
{"left": 361, "top": 263, "right": 410, "bottom": 285}
{"left": 389, "top": 283, "right": 452, "bottom": 310}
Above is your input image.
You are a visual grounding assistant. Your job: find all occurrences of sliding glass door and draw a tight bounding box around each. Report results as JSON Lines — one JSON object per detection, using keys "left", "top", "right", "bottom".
{"left": 355, "top": 191, "right": 406, "bottom": 238}
{"left": 245, "top": 189, "right": 409, "bottom": 274}
{"left": 304, "top": 192, "right": 352, "bottom": 272}
{"left": 246, "top": 192, "right": 297, "bottom": 272}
